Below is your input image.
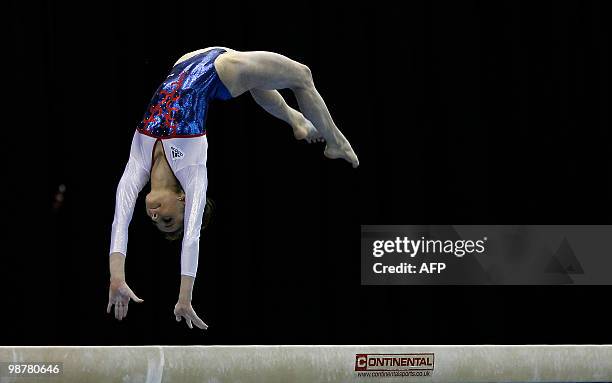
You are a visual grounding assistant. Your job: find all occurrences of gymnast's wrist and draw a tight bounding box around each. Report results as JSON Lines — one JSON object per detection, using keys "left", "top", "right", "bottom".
{"left": 178, "top": 288, "right": 192, "bottom": 304}
{"left": 109, "top": 252, "right": 126, "bottom": 282}
{"left": 178, "top": 287, "right": 193, "bottom": 303}
{"left": 110, "top": 269, "right": 125, "bottom": 283}
{"left": 178, "top": 275, "right": 195, "bottom": 303}
{"left": 110, "top": 274, "right": 125, "bottom": 283}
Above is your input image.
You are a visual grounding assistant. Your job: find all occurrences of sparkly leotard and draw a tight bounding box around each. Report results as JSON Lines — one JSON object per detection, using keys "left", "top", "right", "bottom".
{"left": 138, "top": 48, "right": 232, "bottom": 138}
{"left": 109, "top": 48, "right": 233, "bottom": 278}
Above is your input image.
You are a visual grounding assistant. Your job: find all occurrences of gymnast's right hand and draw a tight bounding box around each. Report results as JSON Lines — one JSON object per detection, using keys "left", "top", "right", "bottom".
{"left": 106, "top": 278, "right": 144, "bottom": 321}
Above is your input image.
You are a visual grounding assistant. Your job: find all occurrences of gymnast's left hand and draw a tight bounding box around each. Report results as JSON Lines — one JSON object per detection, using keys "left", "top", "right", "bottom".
{"left": 174, "top": 300, "right": 208, "bottom": 330}
{"left": 106, "top": 278, "right": 144, "bottom": 321}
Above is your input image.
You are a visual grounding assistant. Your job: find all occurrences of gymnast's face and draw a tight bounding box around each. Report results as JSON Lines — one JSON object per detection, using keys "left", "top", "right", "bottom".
{"left": 145, "top": 190, "right": 185, "bottom": 233}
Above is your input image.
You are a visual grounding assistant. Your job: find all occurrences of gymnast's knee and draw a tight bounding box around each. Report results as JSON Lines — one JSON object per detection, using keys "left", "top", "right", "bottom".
{"left": 292, "top": 63, "right": 314, "bottom": 90}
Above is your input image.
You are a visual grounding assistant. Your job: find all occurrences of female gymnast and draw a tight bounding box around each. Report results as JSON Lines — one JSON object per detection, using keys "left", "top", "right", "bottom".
{"left": 106, "top": 47, "right": 359, "bottom": 329}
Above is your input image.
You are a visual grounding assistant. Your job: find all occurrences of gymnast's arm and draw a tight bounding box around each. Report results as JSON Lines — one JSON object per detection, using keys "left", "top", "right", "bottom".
{"left": 109, "top": 155, "right": 149, "bottom": 263}
{"left": 173, "top": 165, "right": 208, "bottom": 329}
{"left": 107, "top": 152, "right": 149, "bottom": 320}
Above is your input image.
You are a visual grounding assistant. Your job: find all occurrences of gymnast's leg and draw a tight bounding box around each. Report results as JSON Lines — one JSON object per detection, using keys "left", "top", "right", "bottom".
{"left": 250, "top": 89, "right": 323, "bottom": 143}
{"left": 215, "top": 50, "right": 359, "bottom": 167}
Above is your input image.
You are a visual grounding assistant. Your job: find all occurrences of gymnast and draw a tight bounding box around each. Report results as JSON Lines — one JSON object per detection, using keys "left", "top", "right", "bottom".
{"left": 106, "top": 47, "right": 359, "bottom": 329}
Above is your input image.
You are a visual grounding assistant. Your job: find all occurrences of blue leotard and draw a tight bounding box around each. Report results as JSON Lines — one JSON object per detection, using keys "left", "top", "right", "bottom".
{"left": 137, "top": 48, "right": 232, "bottom": 138}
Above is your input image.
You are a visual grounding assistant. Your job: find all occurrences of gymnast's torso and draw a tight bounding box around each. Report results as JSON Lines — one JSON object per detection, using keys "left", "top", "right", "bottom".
{"left": 127, "top": 47, "right": 235, "bottom": 186}
{"left": 111, "top": 48, "right": 235, "bottom": 277}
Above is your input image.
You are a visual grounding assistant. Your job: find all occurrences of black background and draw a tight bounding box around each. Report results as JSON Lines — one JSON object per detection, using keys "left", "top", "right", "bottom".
{"left": 6, "top": 0, "right": 611, "bottom": 345}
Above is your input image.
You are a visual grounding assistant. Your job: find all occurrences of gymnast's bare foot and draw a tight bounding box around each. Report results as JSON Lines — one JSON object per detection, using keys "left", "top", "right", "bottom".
{"left": 292, "top": 113, "right": 324, "bottom": 143}
{"left": 324, "top": 141, "right": 359, "bottom": 168}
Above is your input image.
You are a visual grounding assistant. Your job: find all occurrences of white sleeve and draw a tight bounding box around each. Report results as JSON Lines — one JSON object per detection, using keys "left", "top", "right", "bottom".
{"left": 175, "top": 165, "right": 208, "bottom": 278}
{"left": 109, "top": 153, "right": 150, "bottom": 257}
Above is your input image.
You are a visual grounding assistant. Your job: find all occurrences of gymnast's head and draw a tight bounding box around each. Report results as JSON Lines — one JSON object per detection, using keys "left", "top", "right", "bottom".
{"left": 145, "top": 186, "right": 186, "bottom": 239}
{"left": 145, "top": 187, "right": 215, "bottom": 241}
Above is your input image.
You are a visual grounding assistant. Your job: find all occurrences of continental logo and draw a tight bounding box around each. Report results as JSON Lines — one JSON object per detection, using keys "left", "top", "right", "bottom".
{"left": 355, "top": 353, "right": 435, "bottom": 372}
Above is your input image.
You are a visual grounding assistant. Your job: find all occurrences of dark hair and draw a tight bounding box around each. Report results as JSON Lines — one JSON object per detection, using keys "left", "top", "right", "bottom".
{"left": 164, "top": 198, "right": 215, "bottom": 241}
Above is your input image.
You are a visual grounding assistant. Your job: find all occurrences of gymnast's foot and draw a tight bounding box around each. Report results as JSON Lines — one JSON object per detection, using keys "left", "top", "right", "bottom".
{"left": 292, "top": 114, "right": 324, "bottom": 143}
{"left": 324, "top": 140, "right": 359, "bottom": 168}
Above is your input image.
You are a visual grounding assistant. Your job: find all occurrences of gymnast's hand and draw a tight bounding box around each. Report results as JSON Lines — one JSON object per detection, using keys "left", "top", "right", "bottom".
{"left": 174, "top": 275, "right": 208, "bottom": 329}
{"left": 106, "top": 278, "right": 144, "bottom": 321}
{"left": 174, "top": 300, "right": 208, "bottom": 330}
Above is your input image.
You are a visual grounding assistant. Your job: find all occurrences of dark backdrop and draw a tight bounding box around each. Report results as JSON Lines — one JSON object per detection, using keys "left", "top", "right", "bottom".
{"left": 6, "top": 0, "right": 611, "bottom": 345}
